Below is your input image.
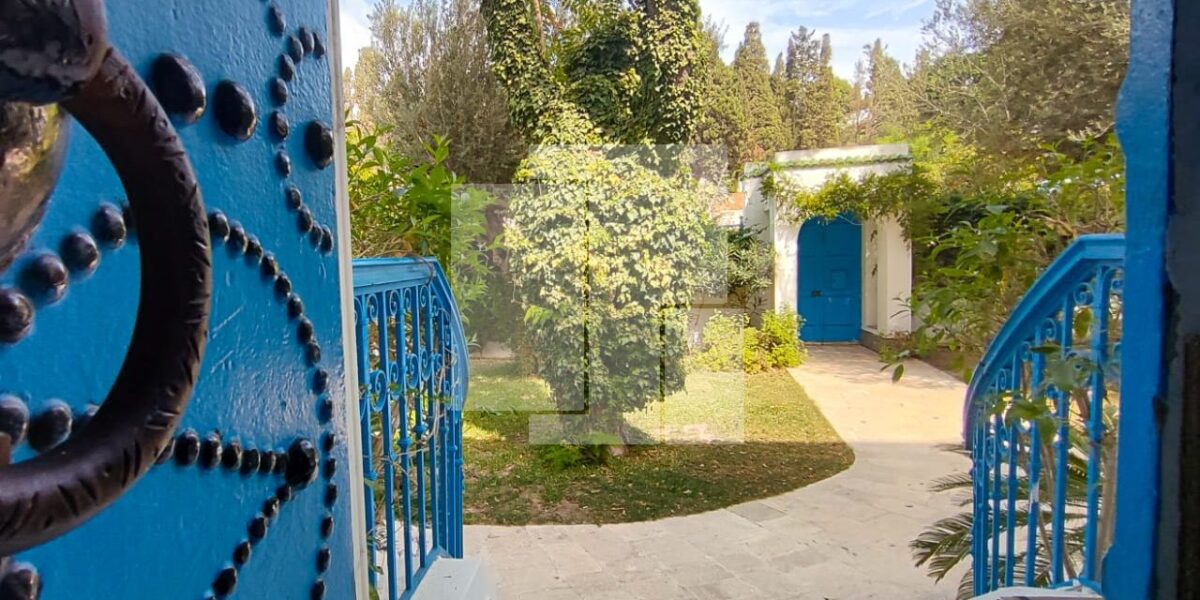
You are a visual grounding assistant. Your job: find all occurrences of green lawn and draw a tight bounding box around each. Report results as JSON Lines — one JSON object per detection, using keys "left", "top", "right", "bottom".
{"left": 463, "top": 360, "right": 854, "bottom": 525}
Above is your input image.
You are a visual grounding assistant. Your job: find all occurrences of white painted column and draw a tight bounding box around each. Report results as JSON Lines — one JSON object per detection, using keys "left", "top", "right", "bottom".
{"left": 774, "top": 219, "right": 800, "bottom": 313}
{"left": 874, "top": 215, "right": 912, "bottom": 335}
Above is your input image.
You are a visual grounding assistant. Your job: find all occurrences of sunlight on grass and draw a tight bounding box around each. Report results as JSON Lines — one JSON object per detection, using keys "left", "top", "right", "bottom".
{"left": 462, "top": 359, "right": 854, "bottom": 525}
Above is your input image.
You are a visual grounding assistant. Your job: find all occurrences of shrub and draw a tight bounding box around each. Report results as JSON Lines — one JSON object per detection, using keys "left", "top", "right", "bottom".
{"left": 692, "top": 310, "right": 805, "bottom": 374}
{"left": 690, "top": 313, "right": 749, "bottom": 372}
{"left": 743, "top": 310, "right": 806, "bottom": 374}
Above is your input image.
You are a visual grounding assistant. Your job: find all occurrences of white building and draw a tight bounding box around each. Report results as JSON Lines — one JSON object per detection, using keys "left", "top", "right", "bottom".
{"left": 709, "top": 143, "right": 914, "bottom": 346}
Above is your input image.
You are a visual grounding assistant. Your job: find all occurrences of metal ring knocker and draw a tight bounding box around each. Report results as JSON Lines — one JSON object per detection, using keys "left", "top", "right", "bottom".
{"left": 0, "top": 1, "right": 212, "bottom": 555}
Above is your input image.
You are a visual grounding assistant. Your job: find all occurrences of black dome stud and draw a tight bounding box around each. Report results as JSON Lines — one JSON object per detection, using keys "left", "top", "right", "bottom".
{"left": 246, "top": 236, "right": 264, "bottom": 260}
{"left": 299, "top": 28, "right": 315, "bottom": 54}
{"left": 0, "top": 395, "right": 30, "bottom": 446}
{"left": 311, "top": 580, "right": 326, "bottom": 600}
{"left": 176, "top": 429, "right": 201, "bottom": 466}
{"left": 200, "top": 432, "right": 223, "bottom": 469}
{"left": 287, "top": 294, "right": 305, "bottom": 319}
{"left": 275, "top": 484, "right": 293, "bottom": 502}
{"left": 286, "top": 35, "right": 304, "bottom": 63}
{"left": 262, "top": 497, "right": 280, "bottom": 519}
{"left": 0, "top": 288, "right": 34, "bottom": 344}
{"left": 271, "top": 77, "right": 289, "bottom": 106}
{"left": 248, "top": 515, "right": 269, "bottom": 541}
{"left": 320, "top": 514, "right": 334, "bottom": 538}
{"left": 275, "top": 151, "right": 292, "bottom": 177}
{"left": 261, "top": 254, "right": 280, "bottom": 279}
{"left": 233, "top": 541, "right": 252, "bottom": 566}
{"left": 221, "top": 440, "right": 243, "bottom": 470}
{"left": 267, "top": 3, "right": 286, "bottom": 36}
{"left": 92, "top": 203, "right": 127, "bottom": 248}
{"left": 0, "top": 562, "right": 42, "bottom": 600}
{"left": 284, "top": 438, "right": 318, "bottom": 487}
{"left": 150, "top": 54, "right": 207, "bottom": 124}
{"left": 306, "top": 342, "right": 322, "bottom": 366}
{"left": 208, "top": 212, "right": 231, "bottom": 242}
{"left": 305, "top": 122, "right": 334, "bottom": 169}
{"left": 269, "top": 111, "right": 289, "bottom": 140}
{"left": 309, "top": 226, "right": 323, "bottom": 247}
{"left": 279, "top": 55, "right": 296, "bottom": 82}
{"left": 322, "top": 432, "right": 337, "bottom": 453}
{"left": 297, "top": 207, "right": 314, "bottom": 233}
{"left": 27, "top": 400, "right": 72, "bottom": 452}
{"left": 212, "top": 567, "right": 238, "bottom": 598}
{"left": 274, "top": 274, "right": 292, "bottom": 297}
{"left": 21, "top": 254, "right": 68, "bottom": 304}
{"left": 259, "top": 451, "right": 277, "bottom": 474}
{"left": 320, "top": 227, "right": 334, "bottom": 254}
{"left": 214, "top": 81, "right": 258, "bottom": 141}
{"left": 228, "top": 222, "right": 248, "bottom": 254}
{"left": 319, "top": 398, "right": 334, "bottom": 423}
{"left": 324, "top": 483, "right": 338, "bottom": 507}
{"left": 60, "top": 232, "right": 100, "bottom": 275}
{"left": 286, "top": 186, "right": 303, "bottom": 209}
{"left": 274, "top": 452, "right": 289, "bottom": 476}
{"left": 316, "top": 547, "right": 331, "bottom": 572}
{"left": 241, "top": 448, "right": 261, "bottom": 475}
{"left": 313, "top": 33, "right": 326, "bottom": 59}
{"left": 313, "top": 369, "right": 330, "bottom": 394}
{"left": 324, "top": 458, "right": 337, "bottom": 479}
{"left": 297, "top": 317, "right": 315, "bottom": 344}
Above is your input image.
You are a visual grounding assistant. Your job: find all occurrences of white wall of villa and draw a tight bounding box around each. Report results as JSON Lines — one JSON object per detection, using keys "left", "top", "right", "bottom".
{"left": 714, "top": 143, "right": 914, "bottom": 342}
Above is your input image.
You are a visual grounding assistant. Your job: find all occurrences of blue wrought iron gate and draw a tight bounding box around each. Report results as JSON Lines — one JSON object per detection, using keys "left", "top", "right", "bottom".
{"left": 0, "top": 1, "right": 358, "bottom": 598}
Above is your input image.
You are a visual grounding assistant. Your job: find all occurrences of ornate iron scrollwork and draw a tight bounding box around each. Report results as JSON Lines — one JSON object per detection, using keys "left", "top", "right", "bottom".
{"left": 0, "top": 0, "right": 212, "bottom": 555}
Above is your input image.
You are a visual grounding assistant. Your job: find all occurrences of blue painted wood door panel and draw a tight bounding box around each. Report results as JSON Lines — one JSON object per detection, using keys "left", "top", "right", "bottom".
{"left": 0, "top": 1, "right": 354, "bottom": 598}
{"left": 797, "top": 216, "right": 862, "bottom": 343}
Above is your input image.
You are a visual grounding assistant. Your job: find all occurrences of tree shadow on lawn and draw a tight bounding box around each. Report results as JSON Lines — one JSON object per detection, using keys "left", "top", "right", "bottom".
{"left": 462, "top": 363, "right": 855, "bottom": 525}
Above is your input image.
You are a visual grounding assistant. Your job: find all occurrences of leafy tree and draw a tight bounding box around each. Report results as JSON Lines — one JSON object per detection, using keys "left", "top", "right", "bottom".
{"left": 349, "top": 0, "right": 525, "bottom": 183}
{"left": 480, "top": 0, "right": 711, "bottom": 446}
{"left": 346, "top": 122, "right": 491, "bottom": 317}
{"left": 730, "top": 23, "right": 789, "bottom": 163}
{"left": 911, "top": 0, "right": 1130, "bottom": 161}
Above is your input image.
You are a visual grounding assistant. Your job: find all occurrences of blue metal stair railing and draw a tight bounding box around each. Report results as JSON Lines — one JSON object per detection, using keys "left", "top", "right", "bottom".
{"left": 963, "top": 235, "right": 1124, "bottom": 597}
{"left": 352, "top": 258, "right": 469, "bottom": 600}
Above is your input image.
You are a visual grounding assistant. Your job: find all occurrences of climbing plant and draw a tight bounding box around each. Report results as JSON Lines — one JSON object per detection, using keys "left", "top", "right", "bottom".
{"left": 761, "top": 162, "right": 937, "bottom": 232}
{"left": 480, "top": 0, "right": 711, "bottom": 446}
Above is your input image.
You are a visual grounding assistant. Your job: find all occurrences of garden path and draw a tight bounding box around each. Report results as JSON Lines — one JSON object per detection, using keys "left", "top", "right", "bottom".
{"left": 465, "top": 345, "right": 969, "bottom": 599}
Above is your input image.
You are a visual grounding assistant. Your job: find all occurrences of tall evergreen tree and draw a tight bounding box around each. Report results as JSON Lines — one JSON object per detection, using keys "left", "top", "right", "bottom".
{"left": 862, "top": 39, "right": 914, "bottom": 141}
{"left": 784, "top": 29, "right": 841, "bottom": 149}
{"left": 731, "top": 23, "right": 789, "bottom": 163}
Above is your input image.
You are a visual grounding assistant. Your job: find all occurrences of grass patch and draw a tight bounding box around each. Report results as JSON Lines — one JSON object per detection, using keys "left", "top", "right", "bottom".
{"left": 463, "top": 360, "right": 854, "bottom": 525}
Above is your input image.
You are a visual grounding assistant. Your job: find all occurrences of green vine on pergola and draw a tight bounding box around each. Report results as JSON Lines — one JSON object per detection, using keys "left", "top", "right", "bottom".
{"left": 759, "top": 160, "right": 936, "bottom": 236}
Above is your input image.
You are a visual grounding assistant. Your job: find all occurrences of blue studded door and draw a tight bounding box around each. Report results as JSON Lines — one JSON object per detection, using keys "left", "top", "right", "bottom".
{"left": 797, "top": 216, "right": 862, "bottom": 343}
{"left": 0, "top": 1, "right": 358, "bottom": 599}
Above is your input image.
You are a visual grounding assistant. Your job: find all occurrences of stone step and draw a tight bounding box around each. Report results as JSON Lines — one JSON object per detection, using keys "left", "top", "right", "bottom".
{"left": 410, "top": 557, "right": 496, "bottom": 600}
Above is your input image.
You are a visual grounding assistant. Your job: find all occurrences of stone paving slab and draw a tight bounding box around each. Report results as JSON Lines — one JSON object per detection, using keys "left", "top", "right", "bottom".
{"left": 465, "top": 346, "right": 970, "bottom": 599}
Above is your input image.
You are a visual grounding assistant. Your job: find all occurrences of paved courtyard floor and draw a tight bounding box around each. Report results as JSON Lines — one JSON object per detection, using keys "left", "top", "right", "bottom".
{"left": 465, "top": 346, "right": 970, "bottom": 599}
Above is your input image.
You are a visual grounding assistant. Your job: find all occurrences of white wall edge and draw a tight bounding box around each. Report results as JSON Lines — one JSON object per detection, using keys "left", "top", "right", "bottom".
{"left": 325, "top": 1, "right": 372, "bottom": 597}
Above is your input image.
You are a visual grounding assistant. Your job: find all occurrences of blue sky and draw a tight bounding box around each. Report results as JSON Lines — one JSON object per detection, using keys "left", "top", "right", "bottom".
{"left": 338, "top": 0, "right": 934, "bottom": 80}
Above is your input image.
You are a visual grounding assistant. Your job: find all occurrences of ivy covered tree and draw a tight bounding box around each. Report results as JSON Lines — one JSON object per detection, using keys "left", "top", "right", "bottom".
{"left": 480, "top": 0, "right": 711, "bottom": 447}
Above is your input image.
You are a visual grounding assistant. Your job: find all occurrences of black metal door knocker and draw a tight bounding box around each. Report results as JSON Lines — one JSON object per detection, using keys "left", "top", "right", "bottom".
{"left": 0, "top": 0, "right": 212, "bottom": 555}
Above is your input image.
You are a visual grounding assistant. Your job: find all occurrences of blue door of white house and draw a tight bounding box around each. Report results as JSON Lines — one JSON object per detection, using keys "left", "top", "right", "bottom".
{"left": 797, "top": 216, "right": 862, "bottom": 343}
{"left": 0, "top": 1, "right": 355, "bottom": 598}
